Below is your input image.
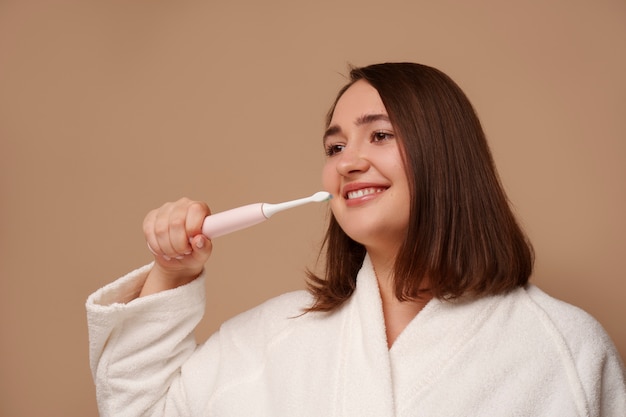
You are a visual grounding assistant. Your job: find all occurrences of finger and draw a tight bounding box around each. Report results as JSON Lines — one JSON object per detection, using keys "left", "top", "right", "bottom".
{"left": 186, "top": 201, "right": 211, "bottom": 237}
{"left": 143, "top": 208, "right": 164, "bottom": 257}
{"left": 154, "top": 202, "right": 177, "bottom": 258}
{"left": 168, "top": 200, "right": 194, "bottom": 257}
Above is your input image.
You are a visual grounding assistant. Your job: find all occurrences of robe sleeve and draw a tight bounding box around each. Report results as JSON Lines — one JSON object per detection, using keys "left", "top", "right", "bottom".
{"left": 526, "top": 285, "right": 626, "bottom": 416}
{"left": 570, "top": 314, "right": 626, "bottom": 416}
{"left": 86, "top": 264, "right": 213, "bottom": 417}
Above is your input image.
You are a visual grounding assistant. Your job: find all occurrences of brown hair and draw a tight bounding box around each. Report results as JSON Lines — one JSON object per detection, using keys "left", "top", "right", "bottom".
{"left": 306, "top": 62, "right": 534, "bottom": 311}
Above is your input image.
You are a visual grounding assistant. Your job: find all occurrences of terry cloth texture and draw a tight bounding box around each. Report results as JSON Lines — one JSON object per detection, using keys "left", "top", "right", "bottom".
{"left": 87, "top": 256, "right": 626, "bottom": 416}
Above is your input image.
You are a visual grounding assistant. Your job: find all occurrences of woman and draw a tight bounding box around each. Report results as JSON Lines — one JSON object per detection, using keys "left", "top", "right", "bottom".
{"left": 87, "top": 63, "right": 626, "bottom": 416}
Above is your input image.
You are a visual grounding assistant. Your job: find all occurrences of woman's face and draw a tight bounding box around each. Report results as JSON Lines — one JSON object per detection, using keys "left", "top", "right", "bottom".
{"left": 322, "top": 80, "right": 411, "bottom": 254}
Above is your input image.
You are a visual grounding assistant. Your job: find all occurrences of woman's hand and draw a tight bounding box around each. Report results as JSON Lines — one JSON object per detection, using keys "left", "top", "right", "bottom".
{"left": 140, "top": 198, "right": 213, "bottom": 297}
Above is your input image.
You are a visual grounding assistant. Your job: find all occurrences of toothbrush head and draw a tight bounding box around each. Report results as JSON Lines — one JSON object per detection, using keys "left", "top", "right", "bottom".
{"left": 311, "top": 191, "right": 332, "bottom": 202}
{"left": 261, "top": 191, "right": 332, "bottom": 218}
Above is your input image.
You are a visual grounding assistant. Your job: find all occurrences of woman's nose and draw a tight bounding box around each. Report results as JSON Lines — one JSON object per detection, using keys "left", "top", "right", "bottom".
{"left": 336, "top": 144, "right": 370, "bottom": 176}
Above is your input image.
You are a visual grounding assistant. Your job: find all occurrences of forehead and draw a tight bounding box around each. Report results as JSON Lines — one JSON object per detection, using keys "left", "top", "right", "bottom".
{"left": 330, "top": 80, "right": 387, "bottom": 124}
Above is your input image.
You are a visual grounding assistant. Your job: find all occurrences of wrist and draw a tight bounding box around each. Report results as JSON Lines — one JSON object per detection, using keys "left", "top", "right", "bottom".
{"left": 139, "top": 264, "right": 201, "bottom": 297}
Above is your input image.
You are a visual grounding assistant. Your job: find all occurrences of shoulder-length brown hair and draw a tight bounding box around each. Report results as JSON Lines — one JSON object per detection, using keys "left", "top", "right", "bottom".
{"left": 307, "top": 62, "right": 533, "bottom": 311}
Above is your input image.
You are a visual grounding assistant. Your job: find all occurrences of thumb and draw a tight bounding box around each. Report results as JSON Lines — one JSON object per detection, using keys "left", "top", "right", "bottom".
{"left": 190, "top": 234, "right": 212, "bottom": 261}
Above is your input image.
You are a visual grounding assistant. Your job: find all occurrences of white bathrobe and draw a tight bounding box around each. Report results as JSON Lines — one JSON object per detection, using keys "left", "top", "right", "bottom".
{"left": 87, "top": 256, "right": 626, "bottom": 417}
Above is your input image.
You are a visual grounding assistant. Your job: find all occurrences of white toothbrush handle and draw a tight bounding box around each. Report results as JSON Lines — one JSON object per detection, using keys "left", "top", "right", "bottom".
{"left": 201, "top": 203, "right": 267, "bottom": 239}
{"left": 200, "top": 192, "right": 330, "bottom": 239}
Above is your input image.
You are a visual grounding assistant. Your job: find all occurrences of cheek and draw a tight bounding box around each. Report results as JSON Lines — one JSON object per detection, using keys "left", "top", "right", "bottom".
{"left": 321, "top": 161, "right": 337, "bottom": 192}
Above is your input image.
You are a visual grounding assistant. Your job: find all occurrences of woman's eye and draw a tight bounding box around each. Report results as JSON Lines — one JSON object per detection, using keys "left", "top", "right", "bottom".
{"left": 372, "top": 131, "right": 394, "bottom": 142}
{"left": 325, "top": 144, "right": 345, "bottom": 156}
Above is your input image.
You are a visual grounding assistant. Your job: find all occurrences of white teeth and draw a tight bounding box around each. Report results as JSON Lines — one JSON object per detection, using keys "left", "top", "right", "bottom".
{"left": 346, "top": 187, "right": 385, "bottom": 199}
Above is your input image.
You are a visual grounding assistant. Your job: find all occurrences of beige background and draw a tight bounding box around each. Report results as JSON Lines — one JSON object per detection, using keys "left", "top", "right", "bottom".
{"left": 1, "top": 0, "right": 625, "bottom": 415}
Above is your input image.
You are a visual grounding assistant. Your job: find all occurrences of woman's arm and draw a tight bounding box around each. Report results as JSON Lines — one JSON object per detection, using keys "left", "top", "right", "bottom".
{"left": 86, "top": 198, "right": 217, "bottom": 416}
{"left": 87, "top": 267, "right": 209, "bottom": 416}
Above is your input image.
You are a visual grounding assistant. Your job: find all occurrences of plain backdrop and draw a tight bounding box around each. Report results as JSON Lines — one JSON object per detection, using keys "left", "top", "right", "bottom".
{"left": 1, "top": 1, "right": 625, "bottom": 415}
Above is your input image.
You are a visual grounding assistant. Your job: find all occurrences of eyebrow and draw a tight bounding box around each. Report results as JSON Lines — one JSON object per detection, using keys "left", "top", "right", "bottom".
{"left": 323, "top": 113, "right": 390, "bottom": 143}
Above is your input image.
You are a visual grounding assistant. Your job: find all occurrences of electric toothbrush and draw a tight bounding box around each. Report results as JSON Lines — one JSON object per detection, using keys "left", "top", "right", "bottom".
{"left": 201, "top": 191, "right": 332, "bottom": 239}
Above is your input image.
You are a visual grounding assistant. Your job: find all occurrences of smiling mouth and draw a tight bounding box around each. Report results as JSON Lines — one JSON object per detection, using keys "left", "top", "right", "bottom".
{"left": 346, "top": 187, "right": 387, "bottom": 200}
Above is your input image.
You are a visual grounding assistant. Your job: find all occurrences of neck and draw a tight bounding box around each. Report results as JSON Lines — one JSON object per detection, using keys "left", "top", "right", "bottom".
{"left": 367, "top": 249, "right": 432, "bottom": 348}
{"left": 366, "top": 243, "right": 399, "bottom": 279}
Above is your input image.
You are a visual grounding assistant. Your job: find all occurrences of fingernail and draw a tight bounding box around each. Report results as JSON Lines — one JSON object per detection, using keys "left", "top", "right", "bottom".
{"left": 184, "top": 251, "right": 192, "bottom": 256}
{"left": 163, "top": 255, "right": 172, "bottom": 261}
{"left": 147, "top": 242, "right": 158, "bottom": 255}
{"left": 195, "top": 239, "right": 204, "bottom": 249}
